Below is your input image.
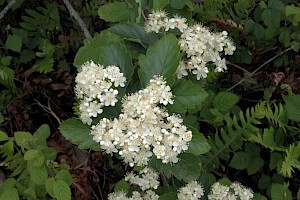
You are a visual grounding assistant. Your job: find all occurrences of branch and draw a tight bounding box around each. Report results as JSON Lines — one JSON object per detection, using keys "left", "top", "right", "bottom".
{"left": 227, "top": 46, "right": 296, "bottom": 91}
{"left": 61, "top": 0, "right": 91, "bottom": 38}
{"left": 0, "top": 0, "right": 17, "bottom": 19}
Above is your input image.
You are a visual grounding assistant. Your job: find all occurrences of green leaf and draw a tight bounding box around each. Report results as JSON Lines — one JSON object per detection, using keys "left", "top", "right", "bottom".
{"left": 59, "top": 118, "right": 100, "bottom": 150}
{"left": 170, "top": 0, "right": 186, "bottom": 9}
{"left": 45, "top": 177, "right": 56, "bottom": 198}
{"left": 271, "top": 183, "right": 293, "bottom": 200}
{"left": 53, "top": 179, "right": 71, "bottom": 200}
{"left": 14, "top": 131, "right": 33, "bottom": 148}
{"left": 254, "top": 23, "right": 265, "bottom": 39}
{"left": 0, "top": 131, "right": 9, "bottom": 141}
{"left": 56, "top": 170, "right": 73, "bottom": 186}
{"left": 253, "top": 193, "right": 268, "bottom": 200}
{"left": 168, "top": 79, "right": 208, "bottom": 113}
{"left": 0, "top": 66, "right": 17, "bottom": 92}
{"left": 186, "top": 127, "right": 211, "bottom": 155}
{"left": 171, "top": 153, "right": 201, "bottom": 182}
{"left": 5, "top": 35, "right": 22, "bottom": 53}
{"left": 0, "top": 187, "right": 19, "bottom": 200}
{"left": 213, "top": 91, "right": 240, "bottom": 112}
{"left": 29, "top": 165, "right": 48, "bottom": 185}
{"left": 138, "top": 34, "right": 181, "bottom": 87}
{"left": 0, "top": 178, "right": 17, "bottom": 196}
{"left": 269, "top": 152, "right": 283, "bottom": 171}
{"left": 244, "top": 19, "right": 255, "bottom": 33}
{"left": 283, "top": 95, "right": 300, "bottom": 121}
{"left": 31, "top": 154, "right": 45, "bottom": 168}
{"left": 279, "top": 29, "right": 291, "bottom": 47}
{"left": 1, "top": 141, "right": 14, "bottom": 156}
{"left": 33, "top": 124, "right": 50, "bottom": 145}
{"left": 32, "top": 57, "right": 54, "bottom": 74}
{"left": 148, "top": 156, "right": 173, "bottom": 178}
{"left": 285, "top": 5, "right": 300, "bottom": 26}
{"left": 247, "top": 157, "right": 264, "bottom": 175}
{"left": 98, "top": 2, "right": 130, "bottom": 23}
{"left": 114, "top": 179, "right": 129, "bottom": 193}
{"left": 110, "top": 23, "right": 159, "bottom": 46}
{"left": 24, "top": 149, "right": 40, "bottom": 160}
{"left": 1, "top": 56, "right": 12, "bottom": 67}
{"left": 229, "top": 151, "right": 250, "bottom": 170}
{"left": 42, "top": 147, "right": 57, "bottom": 161}
{"left": 74, "top": 31, "right": 122, "bottom": 67}
{"left": 159, "top": 192, "right": 177, "bottom": 200}
{"left": 99, "top": 42, "right": 134, "bottom": 82}
{"left": 261, "top": 9, "right": 281, "bottom": 27}
{"left": 24, "top": 181, "right": 37, "bottom": 199}
{"left": 153, "top": 0, "right": 169, "bottom": 9}
{"left": 268, "top": 0, "right": 284, "bottom": 11}
{"left": 297, "top": 188, "right": 300, "bottom": 200}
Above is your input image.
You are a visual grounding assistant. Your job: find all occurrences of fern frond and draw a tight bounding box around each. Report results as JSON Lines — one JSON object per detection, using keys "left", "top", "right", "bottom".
{"left": 265, "top": 103, "right": 288, "bottom": 132}
{"left": 201, "top": 102, "right": 267, "bottom": 172}
{"left": 19, "top": 2, "right": 60, "bottom": 33}
{"left": 281, "top": 143, "right": 300, "bottom": 177}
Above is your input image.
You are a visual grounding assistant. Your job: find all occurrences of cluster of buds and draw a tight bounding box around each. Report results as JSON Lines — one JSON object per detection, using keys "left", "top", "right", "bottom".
{"left": 75, "top": 61, "right": 126, "bottom": 125}
{"left": 91, "top": 76, "right": 192, "bottom": 167}
{"left": 144, "top": 10, "right": 236, "bottom": 80}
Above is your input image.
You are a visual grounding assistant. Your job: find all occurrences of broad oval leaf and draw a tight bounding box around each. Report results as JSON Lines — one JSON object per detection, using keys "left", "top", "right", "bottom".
{"left": 271, "top": 183, "right": 293, "bottom": 200}
{"left": 168, "top": 79, "right": 208, "bottom": 113}
{"left": 283, "top": 95, "right": 300, "bottom": 121}
{"left": 110, "top": 23, "right": 159, "bottom": 46}
{"left": 5, "top": 35, "right": 22, "bottom": 53}
{"left": 29, "top": 165, "right": 48, "bottom": 185}
{"left": 45, "top": 177, "right": 56, "bottom": 198}
{"left": 56, "top": 169, "right": 73, "bottom": 186}
{"left": 186, "top": 127, "right": 211, "bottom": 155}
{"left": 33, "top": 124, "right": 50, "bottom": 144}
{"left": 0, "top": 131, "right": 9, "bottom": 142}
{"left": 74, "top": 31, "right": 122, "bottom": 67}
{"left": 0, "top": 187, "right": 19, "bottom": 200}
{"left": 24, "top": 149, "right": 40, "bottom": 160}
{"left": 59, "top": 118, "right": 100, "bottom": 150}
{"left": 171, "top": 153, "right": 201, "bottom": 182}
{"left": 138, "top": 34, "right": 181, "bottom": 87}
{"left": 98, "top": 2, "right": 130, "bottom": 23}
{"left": 14, "top": 131, "right": 33, "bottom": 149}
{"left": 99, "top": 43, "right": 134, "bottom": 82}
{"left": 213, "top": 91, "right": 240, "bottom": 112}
{"left": 53, "top": 179, "right": 71, "bottom": 200}
{"left": 229, "top": 151, "right": 250, "bottom": 170}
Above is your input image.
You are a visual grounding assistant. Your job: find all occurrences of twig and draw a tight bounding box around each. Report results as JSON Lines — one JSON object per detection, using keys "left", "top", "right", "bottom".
{"left": 61, "top": 0, "right": 91, "bottom": 38}
{"left": 227, "top": 46, "right": 295, "bottom": 91}
{"left": 226, "top": 61, "right": 251, "bottom": 75}
{"left": 34, "top": 99, "right": 62, "bottom": 124}
{"left": 0, "top": 0, "right": 17, "bottom": 19}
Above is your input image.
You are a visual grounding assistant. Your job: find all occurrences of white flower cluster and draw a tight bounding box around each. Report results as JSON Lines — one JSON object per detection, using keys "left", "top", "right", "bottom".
{"left": 107, "top": 190, "right": 159, "bottom": 200}
{"left": 177, "top": 181, "right": 205, "bottom": 200}
{"left": 125, "top": 167, "right": 160, "bottom": 191}
{"left": 144, "top": 10, "right": 187, "bottom": 33}
{"left": 108, "top": 167, "right": 160, "bottom": 200}
{"left": 144, "top": 10, "right": 236, "bottom": 80}
{"left": 75, "top": 61, "right": 126, "bottom": 125}
{"left": 178, "top": 25, "right": 236, "bottom": 79}
{"left": 91, "top": 76, "right": 192, "bottom": 167}
{"left": 208, "top": 182, "right": 254, "bottom": 200}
